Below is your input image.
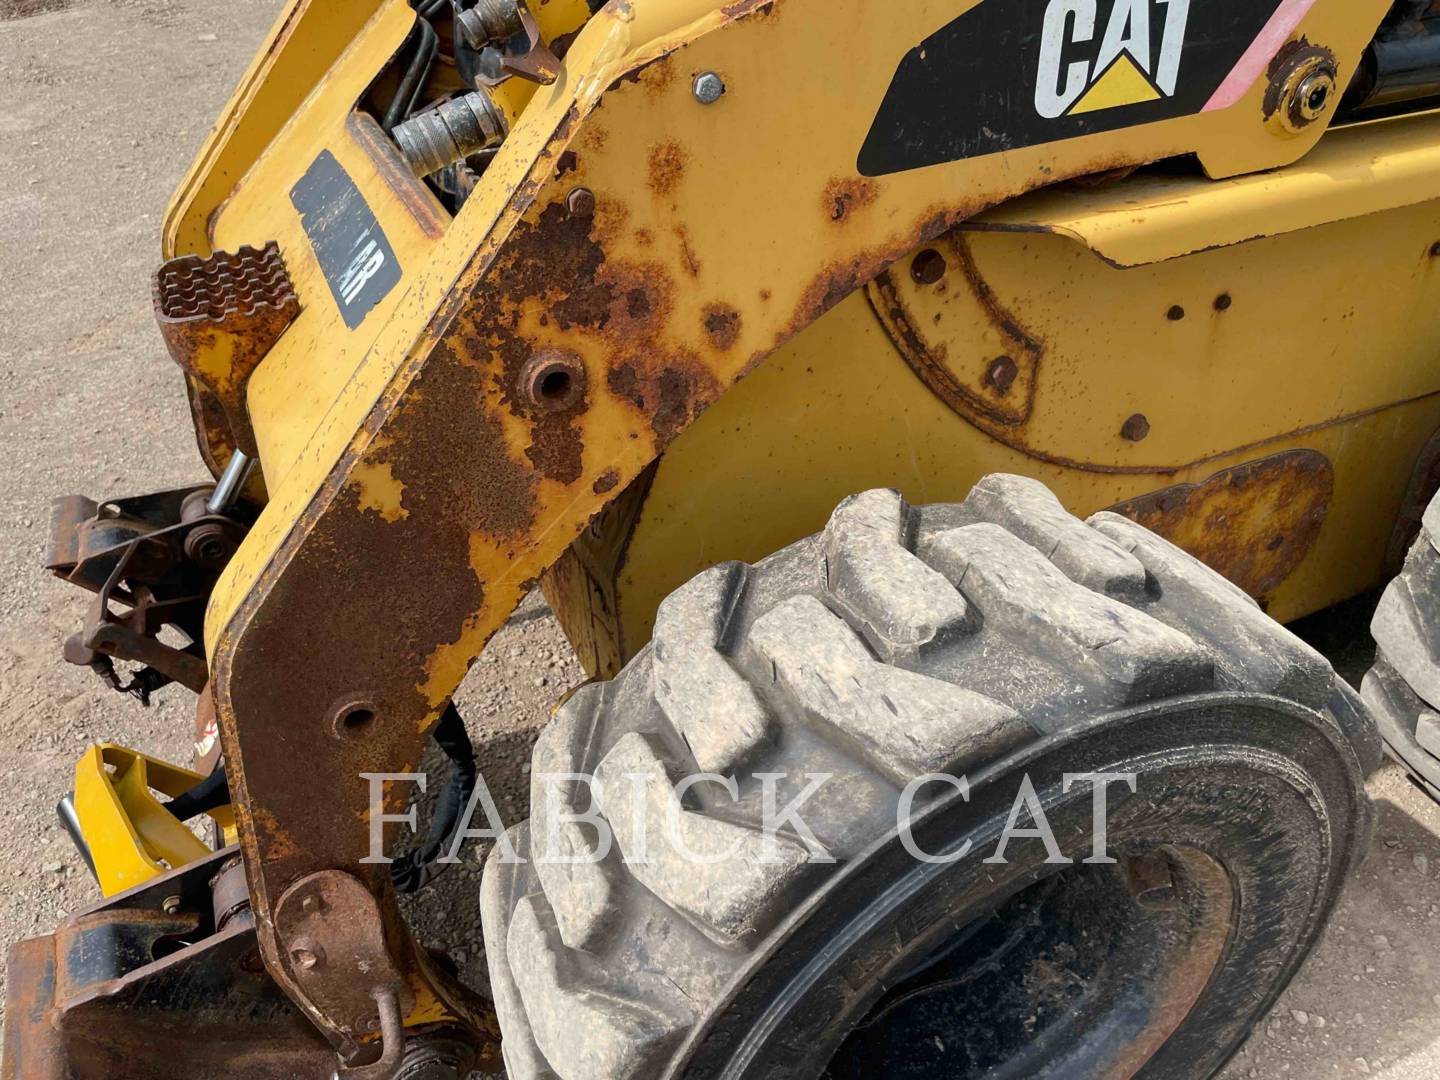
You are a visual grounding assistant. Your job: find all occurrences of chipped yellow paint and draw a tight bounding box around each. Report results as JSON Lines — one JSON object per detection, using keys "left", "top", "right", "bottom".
{"left": 350, "top": 460, "right": 409, "bottom": 522}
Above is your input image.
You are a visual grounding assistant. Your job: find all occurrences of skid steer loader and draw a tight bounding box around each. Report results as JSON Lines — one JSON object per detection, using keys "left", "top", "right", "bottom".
{"left": 8, "top": 0, "right": 1440, "bottom": 1075}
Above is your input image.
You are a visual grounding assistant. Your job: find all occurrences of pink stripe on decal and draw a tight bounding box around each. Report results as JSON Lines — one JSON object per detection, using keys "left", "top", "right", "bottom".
{"left": 1203, "top": 0, "right": 1319, "bottom": 112}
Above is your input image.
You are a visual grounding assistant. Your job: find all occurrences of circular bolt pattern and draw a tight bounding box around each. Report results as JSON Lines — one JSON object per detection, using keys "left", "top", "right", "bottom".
{"left": 567, "top": 187, "right": 596, "bottom": 218}
{"left": 986, "top": 355, "right": 1018, "bottom": 395}
{"left": 910, "top": 248, "right": 947, "bottom": 285}
{"left": 1121, "top": 414, "right": 1151, "bottom": 442}
{"left": 693, "top": 71, "right": 726, "bottom": 104}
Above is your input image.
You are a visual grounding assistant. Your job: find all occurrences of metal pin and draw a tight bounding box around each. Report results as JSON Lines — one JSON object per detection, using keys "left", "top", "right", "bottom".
{"left": 56, "top": 795, "right": 97, "bottom": 881}
{"left": 206, "top": 450, "right": 255, "bottom": 516}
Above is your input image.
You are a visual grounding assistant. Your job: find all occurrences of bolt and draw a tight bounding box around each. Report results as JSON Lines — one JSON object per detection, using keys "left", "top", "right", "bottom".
{"left": 291, "top": 946, "right": 322, "bottom": 971}
{"left": 692, "top": 71, "right": 725, "bottom": 104}
{"left": 1166, "top": 304, "right": 1185, "bottom": 321}
{"left": 986, "top": 355, "right": 1018, "bottom": 395}
{"left": 1120, "top": 413, "right": 1151, "bottom": 442}
{"left": 1292, "top": 68, "right": 1336, "bottom": 125}
{"left": 161, "top": 894, "right": 182, "bottom": 916}
{"left": 1273, "top": 55, "right": 1338, "bottom": 133}
{"left": 910, "top": 248, "right": 947, "bottom": 285}
{"left": 566, "top": 187, "right": 596, "bottom": 217}
{"left": 1213, "top": 292, "right": 1232, "bottom": 311}
{"left": 1123, "top": 851, "right": 1178, "bottom": 910}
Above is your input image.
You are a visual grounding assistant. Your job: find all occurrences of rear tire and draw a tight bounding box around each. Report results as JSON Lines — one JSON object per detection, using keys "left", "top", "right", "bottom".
{"left": 482, "top": 475, "right": 1374, "bottom": 1080}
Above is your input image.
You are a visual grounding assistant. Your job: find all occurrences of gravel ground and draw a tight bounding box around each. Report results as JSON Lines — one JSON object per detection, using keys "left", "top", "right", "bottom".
{"left": 1, "top": 1, "right": 1438, "bottom": 1075}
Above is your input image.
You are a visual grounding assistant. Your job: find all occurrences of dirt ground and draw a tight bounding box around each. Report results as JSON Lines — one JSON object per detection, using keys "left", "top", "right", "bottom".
{"left": 1, "top": 1, "right": 1438, "bottom": 1076}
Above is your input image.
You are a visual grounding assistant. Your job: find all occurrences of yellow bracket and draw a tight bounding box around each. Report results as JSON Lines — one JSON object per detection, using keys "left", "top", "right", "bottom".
{"left": 73, "top": 744, "right": 235, "bottom": 898}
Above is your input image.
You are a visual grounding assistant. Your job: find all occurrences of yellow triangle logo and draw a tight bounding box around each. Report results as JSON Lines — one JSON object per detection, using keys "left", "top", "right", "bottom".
{"left": 1069, "top": 53, "right": 1162, "bottom": 115}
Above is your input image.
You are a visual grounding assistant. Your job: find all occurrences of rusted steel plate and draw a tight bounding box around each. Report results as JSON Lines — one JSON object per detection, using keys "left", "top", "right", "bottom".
{"left": 273, "top": 870, "right": 411, "bottom": 1042}
{"left": 1107, "top": 450, "right": 1334, "bottom": 600}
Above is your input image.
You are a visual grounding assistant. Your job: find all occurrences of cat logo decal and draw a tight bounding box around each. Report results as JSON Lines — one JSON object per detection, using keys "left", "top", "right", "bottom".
{"left": 1034, "top": 0, "right": 1190, "bottom": 119}
{"left": 860, "top": 0, "right": 1318, "bottom": 176}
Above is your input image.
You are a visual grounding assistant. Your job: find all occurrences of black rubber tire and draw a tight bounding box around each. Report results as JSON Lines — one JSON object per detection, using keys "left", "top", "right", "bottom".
{"left": 1365, "top": 491, "right": 1440, "bottom": 800}
{"left": 481, "top": 475, "right": 1374, "bottom": 1080}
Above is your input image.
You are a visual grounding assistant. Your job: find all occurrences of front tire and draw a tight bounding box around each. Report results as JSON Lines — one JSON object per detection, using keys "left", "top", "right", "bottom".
{"left": 1365, "top": 488, "right": 1440, "bottom": 799}
{"left": 482, "top": 475, "right": 1373, "bottom": 1079}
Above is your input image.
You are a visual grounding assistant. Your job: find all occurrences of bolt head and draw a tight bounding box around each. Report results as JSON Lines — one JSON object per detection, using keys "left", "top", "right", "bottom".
{"left": 161, "top": 894, "right": 182, "bottom": 916}
{"left": 1120, "top": 413, "right": 1151, "bottom": 442}
{"left": 1274, "top": 56, "right": 1338, "bottom": 133}
{"left": 566, "top": 187, "right": 596, "bottom": 217}
{"left": 910, "top": 248, "right": 947, "bottom": 285}
{"left": 692, "top": 71, "right": 725, "bottom": 105}
{"left": 1293, "top": 69, "right": 1336, "bottom": 124}
{"left": 291, "top": 946, "right": 322, "bottom": 971}
{"left": 986, "top": 356, "right": 1018, "bottom": 395}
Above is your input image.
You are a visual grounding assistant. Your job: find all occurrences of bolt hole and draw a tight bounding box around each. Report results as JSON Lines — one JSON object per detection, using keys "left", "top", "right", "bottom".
{"left": 341, "top": 707, "right": 374, "bottom": 731}
{"left": 1213, "top": 293, "right": 1232, "bottom": 311}
{"left": 522, "top": 352, "right": 586, "bottom": 412}
{"left": 334, "top": 706, "right": 376, "bottom": 737}
{"left": 1306, "top": 85, "right": 1329, "bottom": 112}
{"left": 1166, "top": 305, "right": 1185, "bottom": 321}
{"left": 538, "top": 369, "right": 571, "bottom": 401}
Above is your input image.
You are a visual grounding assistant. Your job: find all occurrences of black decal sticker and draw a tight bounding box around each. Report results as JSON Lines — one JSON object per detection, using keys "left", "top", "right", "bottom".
{"left": 859, "top": 0, "right": 1287, "bottom": 177}
{"left": 290, "top": 150, "right": 401, "bottom": 329}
